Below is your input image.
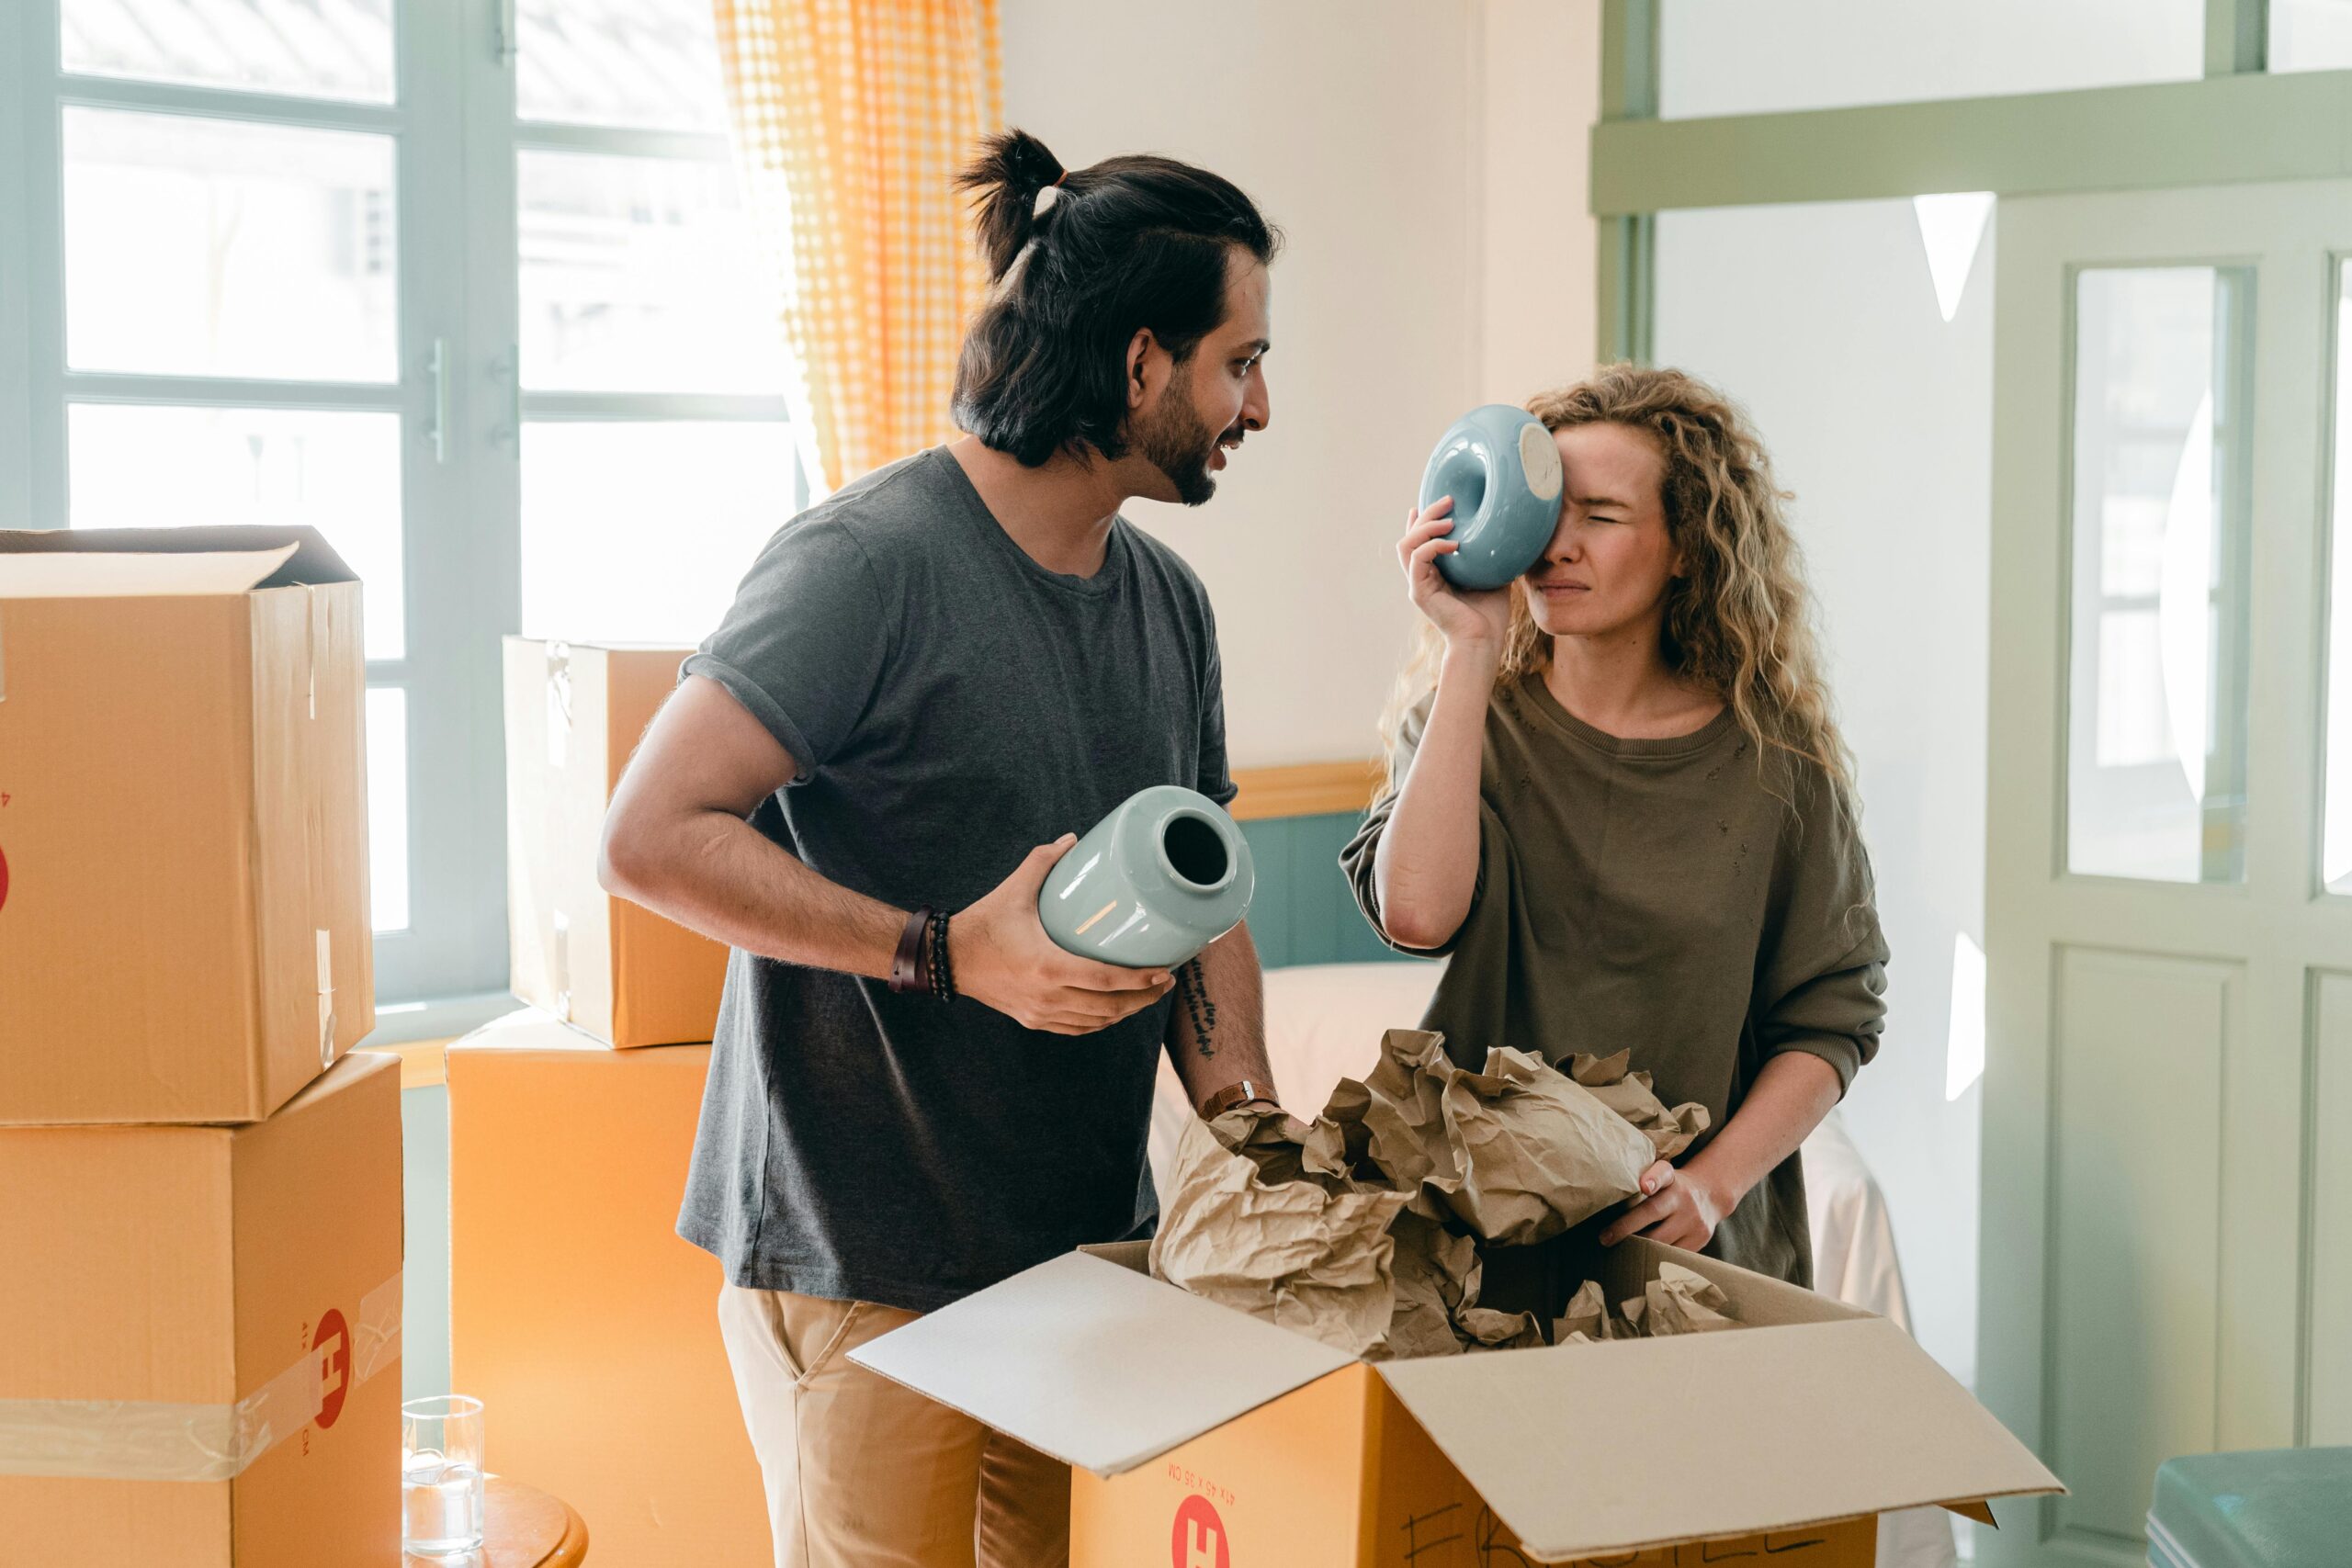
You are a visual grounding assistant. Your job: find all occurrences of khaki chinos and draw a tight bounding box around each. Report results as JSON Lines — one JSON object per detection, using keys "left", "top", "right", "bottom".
{"left": 717, "top": 1282, "right": 1071, "bottom": 1568}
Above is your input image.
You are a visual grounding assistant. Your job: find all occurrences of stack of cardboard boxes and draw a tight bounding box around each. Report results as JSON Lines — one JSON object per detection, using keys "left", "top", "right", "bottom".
{"left": 446, "top": 638, "right": 769, "bottom": 1566}
{"left": 0, "top": 528, "right": 401, "bottom": 1566}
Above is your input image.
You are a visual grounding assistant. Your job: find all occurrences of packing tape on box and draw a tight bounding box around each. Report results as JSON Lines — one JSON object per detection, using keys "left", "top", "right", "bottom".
{"left": 0, "top": 1271, "right": 401, "bottom": 1483}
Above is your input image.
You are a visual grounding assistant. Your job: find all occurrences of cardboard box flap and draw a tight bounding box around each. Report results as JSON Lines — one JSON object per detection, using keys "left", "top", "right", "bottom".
{"left": 849, "top": 1251, "right": 1352, "bottom": 1478}
{"left": 0, "top": 526, "right": 356, "bottom": 597}
{"left": 1374, "top": 1316, "right": 2061, "bottom": 1562}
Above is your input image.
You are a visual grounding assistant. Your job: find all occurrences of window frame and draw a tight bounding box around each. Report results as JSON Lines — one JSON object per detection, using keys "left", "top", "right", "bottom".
{"left": 2, "top": 0, "right": 797, "bottom": 1030}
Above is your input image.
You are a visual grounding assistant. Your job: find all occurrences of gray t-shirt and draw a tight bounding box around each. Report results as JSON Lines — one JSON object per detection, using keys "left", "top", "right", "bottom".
{"left": 676, "top": 446, "right": 1234, "bottom": 1312}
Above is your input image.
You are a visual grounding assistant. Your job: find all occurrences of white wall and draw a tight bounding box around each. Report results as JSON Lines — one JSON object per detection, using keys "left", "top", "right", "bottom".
{"left": 1654, "top": 199, "right": 1996, "bottom": 1389}
{"left": 1001, "top": 0, "right": 1599, "bottom": 770}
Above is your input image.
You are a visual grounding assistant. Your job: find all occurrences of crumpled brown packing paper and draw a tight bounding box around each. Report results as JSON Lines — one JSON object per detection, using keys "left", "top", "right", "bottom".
{"left": 1640, "top": 1259, "right": 1739, "bottom": 1336}
{"left": 1554, "top": 1278, "right": 1614, "bottom": 1345}
{"left": 1324, "top": 1031, "right": 1657, "bottom": 1245}
{"left": 1566, "top": 1050, "right": 1712, "bottom": 1160}
{"left": 1152, "top": 1031, "right": 1727, "bottom": 1359}
{"left": 1149, "top": 1112, "right": 1408, "bottom": 1357}
{"left": 1374, "top": 1211, "right": 1477, "bottom": 1359}
{"left": 1553, "top": 1262, "right": 1739, "bottom": 1343}
{"left": 1366, "top": 1210, "right": 1558, "bottom": 1359}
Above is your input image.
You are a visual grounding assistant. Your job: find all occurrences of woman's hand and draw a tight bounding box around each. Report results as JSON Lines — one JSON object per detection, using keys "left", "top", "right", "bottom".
{"left": 1398, "top": 497, "right": 1512, "bottom": 653}
{"left": 1600, "top": 1158, "right": 1735, "bottom": 1252}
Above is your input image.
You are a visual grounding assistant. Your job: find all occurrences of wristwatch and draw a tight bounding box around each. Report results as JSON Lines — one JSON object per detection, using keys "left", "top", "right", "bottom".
{"left": 1197, "top": 1079, "right": 1276, "bottom": 1119}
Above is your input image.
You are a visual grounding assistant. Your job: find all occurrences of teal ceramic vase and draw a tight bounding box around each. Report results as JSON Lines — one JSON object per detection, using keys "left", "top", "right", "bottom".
{"left": 1037, "top": 785, "right": 1255, "bottom": 968}
{"left": 1419, "top": 403, "right": 1564, "bottom": 590}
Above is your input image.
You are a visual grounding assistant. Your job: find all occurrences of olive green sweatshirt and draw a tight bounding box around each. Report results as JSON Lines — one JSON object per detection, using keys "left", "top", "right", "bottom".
{"left": 1339, "top": 671, "right": 1888, "bottom": 1288}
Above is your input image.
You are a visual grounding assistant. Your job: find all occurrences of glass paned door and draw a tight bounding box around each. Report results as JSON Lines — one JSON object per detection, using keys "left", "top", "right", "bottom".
{"left": 1980, "top": 179, "right": 2352, "bottom": 1568}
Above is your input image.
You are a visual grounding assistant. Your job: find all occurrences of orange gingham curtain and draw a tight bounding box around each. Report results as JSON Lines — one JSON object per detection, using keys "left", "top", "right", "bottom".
{"left": 714, "top": 0, "right": 1001, "bottom": 492}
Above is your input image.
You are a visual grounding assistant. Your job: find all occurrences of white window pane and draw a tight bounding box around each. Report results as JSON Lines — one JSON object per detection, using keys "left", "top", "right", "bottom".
{"left": 518, "top": 151, "right": 786, "bottom": 394}
{"left": 368, "top": 686, "right": 410, "bottom": 932}
{"left": 62, "top": 0, "right": 394, "bottom": 104}
{"left": 521, "top": 421, "right": 793, "bottom": 644}
{"left": 2066, "top": 268, "right": 2252, "bottom": 885}
{"left": 2099, "top": 497, "right": 2168, "bottom": 598}
{"left": 64, "top": 108, "right": 398, "bottom": 382}
{"left": 2096, "top": 610, "right": 2172, "bottom": 767}
{"left": 1659, "top": 0, "right": 2203, "bottom": 118}
{"left": 2272, "top": 0, "right": 2352, "bottom": 72}
{"left": 68, "top": 404, "right": 405, "bottom": 660}
{"left": 2324, "top": 265, "right": 2352, "bottom": 896}
{"left": 515, "top": 0, "right": 729, "bottom": 132}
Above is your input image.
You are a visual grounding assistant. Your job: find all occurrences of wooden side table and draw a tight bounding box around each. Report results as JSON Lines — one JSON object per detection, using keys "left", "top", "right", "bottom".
{"left": 406, "top": 1477, "right": 588, "bottom": 1568}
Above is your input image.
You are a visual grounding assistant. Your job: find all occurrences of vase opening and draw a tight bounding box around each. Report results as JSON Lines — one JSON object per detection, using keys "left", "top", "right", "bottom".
{"left": 1160, "top": 812, "right": 1230, "bottom": 890}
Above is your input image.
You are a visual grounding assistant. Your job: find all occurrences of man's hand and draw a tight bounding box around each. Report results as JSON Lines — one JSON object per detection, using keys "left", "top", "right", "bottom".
{"left": 1599, "top": 1158, "right": 1735, "bottom": 1252}
{"left": 954, "top": 835, "right": 1174, "bottom": 1034}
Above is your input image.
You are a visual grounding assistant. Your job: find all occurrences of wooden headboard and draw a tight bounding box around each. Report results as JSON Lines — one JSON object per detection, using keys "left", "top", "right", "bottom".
{"left": 1228, "top": 761, "right": 1384, "bottom": 821}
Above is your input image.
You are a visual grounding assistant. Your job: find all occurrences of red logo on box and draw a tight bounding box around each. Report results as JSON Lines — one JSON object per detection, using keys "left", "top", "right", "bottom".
{"left": 313, "top": 1309, "right": 352, "bottom": 1429}
{"left": 1170, "top": 1495, "right": 1231, "bottom": 1568}
{"left": 0, "top": 843, "right": 10, "bottom": 912}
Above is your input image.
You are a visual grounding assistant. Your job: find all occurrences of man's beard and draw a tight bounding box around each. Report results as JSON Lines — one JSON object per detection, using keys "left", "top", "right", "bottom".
{"left": 1135, "top": 364, "right": 1221, "bottom": 506}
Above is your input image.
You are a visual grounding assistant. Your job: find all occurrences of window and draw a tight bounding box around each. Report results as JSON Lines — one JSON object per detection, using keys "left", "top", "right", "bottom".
{"left": 6, "top": 0, "right": 800, "bottom": 1010}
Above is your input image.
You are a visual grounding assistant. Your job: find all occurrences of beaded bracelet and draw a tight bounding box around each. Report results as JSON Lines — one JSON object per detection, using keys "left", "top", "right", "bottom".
{"left": 928, "top": 909, "right": 956, "bottom": 1002}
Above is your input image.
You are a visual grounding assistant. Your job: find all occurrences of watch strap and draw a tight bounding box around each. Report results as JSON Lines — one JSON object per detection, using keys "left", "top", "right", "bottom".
{"left": 1198, "top": 1079, "right": 1273, "bottom": 1120}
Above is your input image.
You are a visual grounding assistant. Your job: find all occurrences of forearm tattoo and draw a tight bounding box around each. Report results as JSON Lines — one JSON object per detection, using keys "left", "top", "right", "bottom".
{"left": 1175, "top": 957, "right": 1217, "bottom": 1058}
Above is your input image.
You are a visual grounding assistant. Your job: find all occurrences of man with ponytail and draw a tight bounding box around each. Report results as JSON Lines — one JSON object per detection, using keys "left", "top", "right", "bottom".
{"left": 599, "top": 130, "right": 1283, "bottom": 1567}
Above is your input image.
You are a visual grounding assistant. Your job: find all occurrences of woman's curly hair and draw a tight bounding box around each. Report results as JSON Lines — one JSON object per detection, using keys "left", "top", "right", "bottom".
{"left": 1381, "top": 364, "right": 1854, "bottom": 818}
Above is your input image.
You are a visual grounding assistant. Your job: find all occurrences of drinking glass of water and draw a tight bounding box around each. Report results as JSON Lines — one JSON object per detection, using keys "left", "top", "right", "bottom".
{"left": 401, "top": 1394, "right": 486, "bottom": 1555}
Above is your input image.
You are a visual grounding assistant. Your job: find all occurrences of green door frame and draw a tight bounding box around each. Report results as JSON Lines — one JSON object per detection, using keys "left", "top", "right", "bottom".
{"left": 1591, "top": 0, "right": 2345, "bottom": 362}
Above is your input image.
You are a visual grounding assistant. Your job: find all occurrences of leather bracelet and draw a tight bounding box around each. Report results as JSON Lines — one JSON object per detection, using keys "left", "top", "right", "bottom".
{"left": 888, "top": 906, "right": 933, "bottom": 995}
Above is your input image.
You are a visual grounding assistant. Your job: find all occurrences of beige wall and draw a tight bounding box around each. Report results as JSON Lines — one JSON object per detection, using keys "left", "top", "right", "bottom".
{"left": 1479, "top": 0, "right": 1602, "bottom": 406}
{"left": 1001, "top": 0, "right": 1600, "bottom": 770}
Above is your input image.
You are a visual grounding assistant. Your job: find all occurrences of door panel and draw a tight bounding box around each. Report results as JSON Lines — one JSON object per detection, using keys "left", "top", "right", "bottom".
{"left": 2048, "top": 948, "right": 2232, "bottom": 1549}
{"left": 2312, "top": 970, "right": 2352, "bottom": 1446}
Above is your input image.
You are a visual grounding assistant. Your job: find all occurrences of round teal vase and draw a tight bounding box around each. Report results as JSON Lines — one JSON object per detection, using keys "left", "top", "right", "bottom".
{"left": 1037, "top": 785, "right": 1255, "bottom": 968}
{"left": 1419, "top": 403, "right": 1564, "bottom": 590}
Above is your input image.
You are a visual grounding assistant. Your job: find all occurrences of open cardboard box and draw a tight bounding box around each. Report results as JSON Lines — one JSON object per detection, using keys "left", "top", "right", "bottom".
{"left": 0, "top": 526, "right": 373, "bottom": 1123}
{"left": 854, "top": 1237, "right": 2061, "bottom": 1566}
{"left": 503, "top": 637, "right": 729, "bottom": 1048}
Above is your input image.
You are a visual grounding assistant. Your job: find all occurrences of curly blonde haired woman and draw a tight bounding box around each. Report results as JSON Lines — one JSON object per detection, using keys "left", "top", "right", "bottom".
{"left": 1340, "top": 364, "right": 1886, "bottom": 1289}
